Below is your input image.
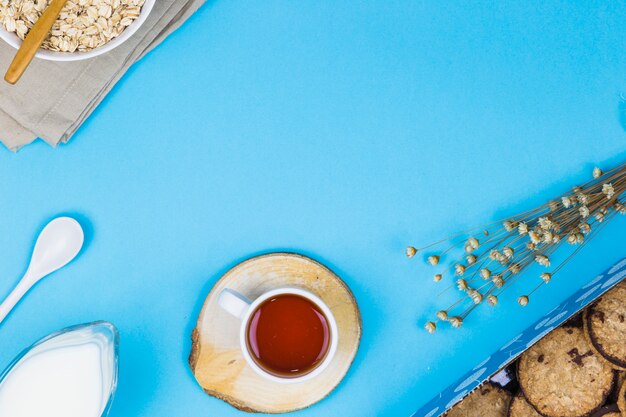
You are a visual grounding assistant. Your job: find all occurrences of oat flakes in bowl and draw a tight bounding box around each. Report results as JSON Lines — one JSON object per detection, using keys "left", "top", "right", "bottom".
{"left": 0, "top": 0, "right": 154, "bottom": 61}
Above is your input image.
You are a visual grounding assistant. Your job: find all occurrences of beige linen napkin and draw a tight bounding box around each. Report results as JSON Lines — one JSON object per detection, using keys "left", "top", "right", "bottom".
{"left": 0, "top": 0, "right": 205, "bottom": 151}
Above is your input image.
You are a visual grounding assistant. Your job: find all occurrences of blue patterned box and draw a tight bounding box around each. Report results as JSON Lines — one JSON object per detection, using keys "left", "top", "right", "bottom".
{"left": 412, "top": 256, "right": 626, "bottom": 417}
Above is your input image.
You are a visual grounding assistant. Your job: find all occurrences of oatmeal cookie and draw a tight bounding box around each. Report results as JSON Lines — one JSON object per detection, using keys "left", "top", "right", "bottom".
{"left": 507, "top": 393, "right": 541, "bottom": 417}
{"left": 445, "top": 383, "right": 512, "bottom": 417}
{"left": 585, "top": 281, "right": 626, "bottom": 370}
{"left": 518, "top": 327, "right": 615, "bottom": 417}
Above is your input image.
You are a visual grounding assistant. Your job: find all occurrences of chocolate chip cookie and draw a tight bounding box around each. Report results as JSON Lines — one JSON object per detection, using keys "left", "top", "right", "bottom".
{"left": 518, "top": 327, "right": 615, "bottom": 417}
{"left": 585, "top": 281, "right": 626, "bottom": 370}
{"left": 507, "top": 393, "right": 542, "bottom": 417}
{"left": 445, "top": 383, "right": 512, "bottom": 417}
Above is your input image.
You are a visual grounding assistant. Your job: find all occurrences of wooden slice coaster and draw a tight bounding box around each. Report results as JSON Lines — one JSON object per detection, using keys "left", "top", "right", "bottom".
{"left": 188, "top": 253, "right": 362, "bottom": 413}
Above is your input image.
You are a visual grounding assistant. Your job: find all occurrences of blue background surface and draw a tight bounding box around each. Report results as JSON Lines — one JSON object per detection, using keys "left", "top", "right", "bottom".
{"left": 1, "top": 1, "right": 626, "bottom": 416}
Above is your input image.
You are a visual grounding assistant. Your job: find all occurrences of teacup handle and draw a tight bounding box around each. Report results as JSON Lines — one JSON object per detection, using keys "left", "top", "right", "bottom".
{"left": 217, "top": 289, "right": 252, "bottom": 320}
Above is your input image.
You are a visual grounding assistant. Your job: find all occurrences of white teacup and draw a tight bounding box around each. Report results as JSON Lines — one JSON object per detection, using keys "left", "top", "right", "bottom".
{"left": 218, "top": 287, "right": 338, "bottom": 384}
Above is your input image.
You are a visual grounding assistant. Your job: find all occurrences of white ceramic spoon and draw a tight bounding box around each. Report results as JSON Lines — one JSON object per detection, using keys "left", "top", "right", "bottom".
{"left": 0, "top": 217, "right": 84, "bottom": 324}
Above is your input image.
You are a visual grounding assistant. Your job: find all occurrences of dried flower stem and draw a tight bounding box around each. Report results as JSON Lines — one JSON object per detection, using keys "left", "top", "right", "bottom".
{"left": 409, "top": 163, "right": 626, "bottom": 332}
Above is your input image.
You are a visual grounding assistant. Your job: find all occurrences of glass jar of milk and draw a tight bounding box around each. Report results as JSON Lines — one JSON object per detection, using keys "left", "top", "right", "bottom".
{"left": 0, "top": 321, "right": 119, "bottom": 417}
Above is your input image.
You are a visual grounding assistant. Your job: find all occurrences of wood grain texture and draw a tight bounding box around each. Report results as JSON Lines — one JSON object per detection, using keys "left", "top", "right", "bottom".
{"left": 189, "top": 253, "right": 361, "bottom": 414}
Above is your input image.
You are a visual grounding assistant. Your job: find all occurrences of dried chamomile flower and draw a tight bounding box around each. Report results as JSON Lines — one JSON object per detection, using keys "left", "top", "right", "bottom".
{"left": 616, "top": 203, "right": 626, "bottom": 214}
{"left": 405, "top": 246, "right": 417, "bottom": 258}
{"left": 509, "top": 263, "right": 521, "bottom": 274}
{"left": 487, "top": 295, "right": 498, "bottom": 306}
{"left": 542, "top": 231, "right": 554, "bottom": 243}
{"left": 492, "top": 275, "right": 504, "bottom": 288}
{"left": 425, "top": 321, "right": 436, "bottom": 333}
{"left": 466, "top": 254, "right": 477, "bottom": 265}
{"left": 529, "top": 231, "right": 541, "bottom": 245}
{"left": 468, "top": 290, "right": 482, "bottom": 304}
{"left": 503, "top": 220, "right": 517, "bottom": 231}
{"left": 579, "top": 223, "right": 591, "bottom": 234}
{"left": 593, "top": 167, "right": 603, "bottom": 179}
{"left": 535, "top": 255, "right": 550, "bottom": 267}
{"left": 427, "top": 255, "right": 440, "bottom": 266}
{"left": 455, "top": 264, "right": 466, "bottom": 276}
{"left": 576, "top": 232, "right": 584, "bottom": 243}
{"left": 489, "top": 249, "right": 501, "bottom": 260}
{"left": 526, "top": 242, "right": 537, "bottom": 251}
{"left": 579, "top": 205, "right": 590, "bottom": 218}
{"left": 577, "top": 192, "right": 588, "bottom": 205}
{"left": 433, "top": 274, "right": 442, "bottom": 282}
{"left": 595, "top": 212, "right": 605, "bottom": 222}
{"left": 456, "top": 279, "right": 468, "bottom": 291}
{"left": 518, "top": 222, "right": 529, "bottom": 235}
{"left": 538, "top": 217, "right": 553, "bottom": 230}
{"left": 562, "top": 196, "right": 573, "bottom": 208}
{"left": 480, "top": 268, "right": 491, "bottom": 280}
{"left": 540, "top": 272, "right": 551, "bottom": 283}
{"left": 467, "top": 237, "right": 479, "bottom": 250}
{"left": 449, "top": 316, "right": 463, "bottom": 328}
{"left": 567, "top": 233, "right": 584, "bottom": 244}
{"left": 603, "top": 183, "right": 615, "bottom": 199}
{"left": 518, "top": 295, "right": 529, "bottom": 306}
{"left": 502, "top": 247, "right": 514, "bottom": 259}
{"left": 436, "top": 310, "right": 448, "bottom": 321}
{"left": 464, "top": 244, "right": 473, "bottom": 253}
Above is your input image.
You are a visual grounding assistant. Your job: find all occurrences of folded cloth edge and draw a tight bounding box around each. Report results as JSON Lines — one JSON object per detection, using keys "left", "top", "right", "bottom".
{"left": 0, "top": 109, "right": 37, "bottom": 151}
{"left": 0, "top": 0, "right": 205, "bottom": 151}
{"left": 55, "top": 0, "right": 205, "bottom": 146}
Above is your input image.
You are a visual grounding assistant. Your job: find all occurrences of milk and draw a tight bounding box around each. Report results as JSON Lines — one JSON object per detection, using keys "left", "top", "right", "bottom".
{"left": 0, "top": 322, "right": 118, "bottom": 417}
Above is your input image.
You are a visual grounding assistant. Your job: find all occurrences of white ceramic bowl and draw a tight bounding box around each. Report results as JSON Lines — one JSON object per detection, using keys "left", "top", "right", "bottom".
{"left": 0, "top": 0, "right": 155, "bottom": 61}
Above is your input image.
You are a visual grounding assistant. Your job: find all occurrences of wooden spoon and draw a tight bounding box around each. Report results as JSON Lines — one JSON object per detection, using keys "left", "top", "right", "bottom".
{"left": 4, "top": 0, "right": 69, "bottom": 85}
